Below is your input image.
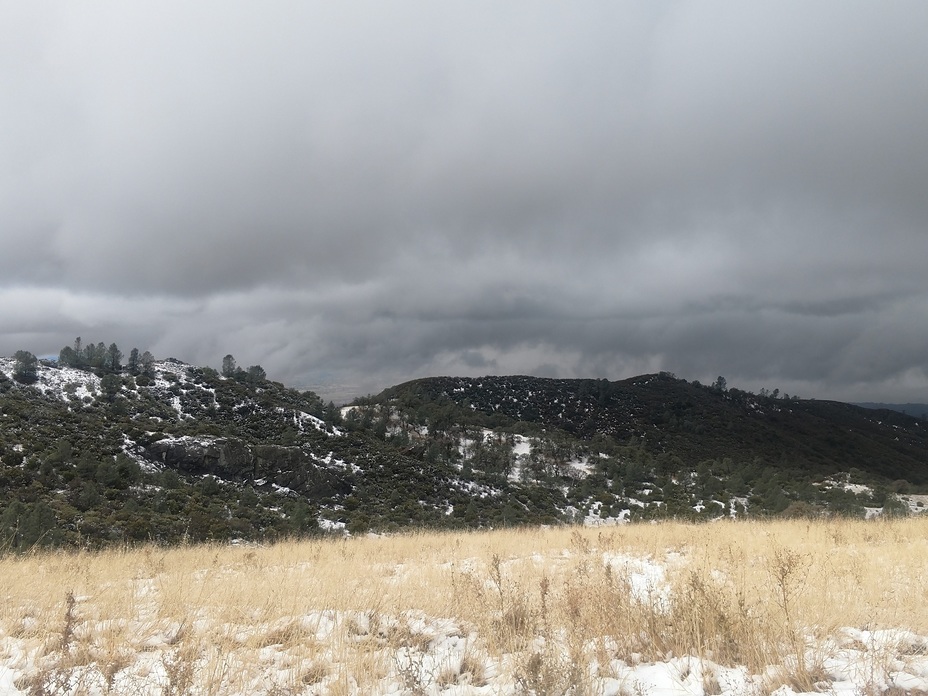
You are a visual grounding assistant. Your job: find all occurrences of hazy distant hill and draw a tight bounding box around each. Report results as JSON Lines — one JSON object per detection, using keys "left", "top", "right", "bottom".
{"left": 854, "top": 402, "right": 928, "bottom": 418}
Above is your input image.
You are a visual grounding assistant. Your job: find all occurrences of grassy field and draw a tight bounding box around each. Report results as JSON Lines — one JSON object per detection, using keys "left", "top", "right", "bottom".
{"left": 2, "top": 518, "right": 928, "bottom": 695}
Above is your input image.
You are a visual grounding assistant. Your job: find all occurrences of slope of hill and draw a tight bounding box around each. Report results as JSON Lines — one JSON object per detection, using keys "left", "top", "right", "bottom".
{"left": 378, "top": 373, "right": 928, "bottom": 483}
{"left": 0, "top": 358, "right": 562, "bottom": 551}
{"left": 368, "top": 373, "right": 928, "bottom": 520}
{"left": 1, "top": 357, "right": 927, "bottom": 551}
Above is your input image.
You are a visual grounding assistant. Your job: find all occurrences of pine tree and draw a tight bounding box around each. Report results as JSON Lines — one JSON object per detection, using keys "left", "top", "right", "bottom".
{"left": 58, "top": 346, "right": 76, "bottom": 367}
{"left": 72, "top": 337, "right": 83, "bottom": 368}
{"left": 13, "top": 350, "right": 38, "bottom": 384}
{"left": 221, "top": 354, "right": 237, "bottom": 378}
{"left": 104, "top": 343, "right": 123, "bottom": 372}
{"left": 127, "top": 348, "right": 140, "bottom": 375}
{"left": 82, "top": 341, "right": 103, "bottom": 369}
{"left": 93, "top": 342, "right": 107, "bottom": 369}
{"left": 140, "top": 351, "right": 155, "bottom": 377}
{"left": 100, "top": 373, "right": 122, "bottom": 402}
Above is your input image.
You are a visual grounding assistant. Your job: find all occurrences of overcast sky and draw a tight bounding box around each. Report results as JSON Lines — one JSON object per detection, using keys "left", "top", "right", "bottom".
{"left": 2, "top": 2, "right": 927, "bottom": 403}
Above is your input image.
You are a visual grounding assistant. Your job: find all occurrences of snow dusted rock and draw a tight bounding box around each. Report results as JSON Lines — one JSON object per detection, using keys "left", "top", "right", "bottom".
{"left": 148, "top": 435, "right": 253, "bottom": 477}
{"left": 146, "top": 435, "right": 351, "bottom": 494}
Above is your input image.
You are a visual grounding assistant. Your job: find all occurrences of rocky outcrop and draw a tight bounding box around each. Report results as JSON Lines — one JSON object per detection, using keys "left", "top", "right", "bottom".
{"left": 148, "top": 436, "right": 252, "bottom": 477}
{"left": 146, "top": 436, "right": 349, "bottom": 496}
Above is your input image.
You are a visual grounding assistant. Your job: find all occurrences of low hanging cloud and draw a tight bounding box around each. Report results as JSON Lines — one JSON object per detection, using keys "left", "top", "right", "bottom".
{"left": 2, "top": 2, "right": 927, "bottom": 403}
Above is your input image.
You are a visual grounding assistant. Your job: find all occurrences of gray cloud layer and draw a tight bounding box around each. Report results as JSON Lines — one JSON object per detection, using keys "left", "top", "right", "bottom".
{"left": 2, "top": 2, "right": 927, "bottom": 402}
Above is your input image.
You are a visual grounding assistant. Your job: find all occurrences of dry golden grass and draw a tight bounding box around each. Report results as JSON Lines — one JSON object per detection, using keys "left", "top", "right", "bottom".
{"left": 1, "top": 517, "right": 927, "bottom": 694}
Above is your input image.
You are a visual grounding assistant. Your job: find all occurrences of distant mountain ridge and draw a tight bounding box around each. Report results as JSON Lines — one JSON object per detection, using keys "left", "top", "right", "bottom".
{"left": 854, "top": 402, "right": 928, "bottom": 418}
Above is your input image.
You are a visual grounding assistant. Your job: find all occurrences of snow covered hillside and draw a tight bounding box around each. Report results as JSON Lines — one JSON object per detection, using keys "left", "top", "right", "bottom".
{"left": 1, "top": 354, "right": 926, "bottom": 553}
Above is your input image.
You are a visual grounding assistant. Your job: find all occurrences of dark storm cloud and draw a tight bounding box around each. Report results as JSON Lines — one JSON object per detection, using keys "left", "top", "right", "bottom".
{"left": 2, "top": 1, "right": 928, "bottom": 402}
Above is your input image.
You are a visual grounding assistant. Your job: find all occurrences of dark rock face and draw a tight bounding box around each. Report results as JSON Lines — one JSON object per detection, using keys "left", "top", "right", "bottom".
{"left": 146, "top": 437, "right": 347, "bottom": 496}
{"left": 218, "top": 439, "right": 253, "bottom": 478}
{"left": 148, "top": 437, "right": 254, "bottom": 478}
{"left": 254, "top": 444, "right": 306, "bottom": 488}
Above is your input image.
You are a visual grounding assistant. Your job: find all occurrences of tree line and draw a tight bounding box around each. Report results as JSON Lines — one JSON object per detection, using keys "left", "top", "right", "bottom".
{"left": 220, "top": 354, "right": 266, "bottom": 384}
{"left": 8, "top": 339, "right": 269, "bottom": 389}
{"left": 9, "top": 338, "right": 162, "bottom": 386}
{"left": 57, "top": 337, "right": 156, "bottom": 377}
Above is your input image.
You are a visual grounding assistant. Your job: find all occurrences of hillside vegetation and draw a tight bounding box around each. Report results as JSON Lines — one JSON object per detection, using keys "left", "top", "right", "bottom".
{"left": 1, "top": 346, "right": 927, "bottom": 550}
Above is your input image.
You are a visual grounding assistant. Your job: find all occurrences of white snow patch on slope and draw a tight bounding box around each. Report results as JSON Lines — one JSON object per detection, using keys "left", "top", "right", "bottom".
{"left": 512, "top": 434, "right": 532, "bottom": 457}
{"left": 0, "top": 359, "right": 101, "bottom": 402}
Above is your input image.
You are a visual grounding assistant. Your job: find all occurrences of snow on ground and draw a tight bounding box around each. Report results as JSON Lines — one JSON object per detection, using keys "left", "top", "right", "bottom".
{"left": 567, "top": 457, "right": 592, "bottom": 478}
{"left": 511, "top": 435, "right": 531, "bottom": 458}
{"left": 602, "top": 550, "right": 682, "bottom": 609}
{"left": 903, "top": 494, "right": 928, "bottom": 513}
{"left": 317, "top": 451, "right": 361, "bottom": 474}
{"left": 1, "top": 546, "right": 928, "bottom": 695}
{"left": 507, "top": 435, "right": 533, "bottom": 482}
{"left": 317, "top": 517, "right": 347, "bottom": 533}
{"left": 120, "top": 435, "right": 159, "bottom": 473}
{"left": 291, "top": 409, "right": 343, "bottom": 436}
{"left": 152, "top": 359, "right": 190, "bottom": 378}
{"left": 0, "top": 359, "right": 101, "bottom": 403}
{"left": 153, "top": 434, "right": 223, "bottom": 449}
{"left": 581, "top": 501, "right": 631, "bottom": 526}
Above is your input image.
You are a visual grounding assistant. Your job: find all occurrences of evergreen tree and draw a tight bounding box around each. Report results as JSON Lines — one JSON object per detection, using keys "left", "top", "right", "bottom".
{"left": 72, "top": 337, "right": 83, "bottom": 368}
{"left": 246, "top": 365, "right": 267, "bottom": 383}
{"left": 58, "top": 346, "right": 76, "bottom": 367}
{"left": 104, "top": 343, "right": 123, "bottom": 372}
{"left": 13, "top": 350, "right": 38, "bottom": 384}
{"left": 127, "top": 348, "right": 140, "bottom": 375}
{"left": 93, "top": 342, "right": 107, "bottom": 369}
{"left": 140, "top": 351, "right": 155, "bottom": 377}
{"left": 82, "top": 341, "right": 102, "bottom": 369}
{"left": 221, "top": 354, "right": 237, "bottom": 378}
{"left": 100, "top": 373, "right": 121, "bottom": 402}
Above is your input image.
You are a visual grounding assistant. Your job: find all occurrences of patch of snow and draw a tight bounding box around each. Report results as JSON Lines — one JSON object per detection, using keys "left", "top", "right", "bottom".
{"left": 902, "top": 494, "right": 928, "bottom": 513}
{"left": 568, "top": 457, "right": 592, "bottom": 478}
{"left": 602, "top": 551, "right": 679, "bottom": 610}
{"left": 0, "top": 361, "right": 102, "bottom": 402}
{"left": 453, "top": 480, "right": 502, "bottom": 499}
{"left": 153, "top": 359, "right": 190, "bottom": 377}
{"left": 317, "top": 518, "right": 346, "bottom": 533}
{"left": 512, "top": 434, "right": 532, "bottom": 457}
{"left": 156, "top": 434, "right": 222, "bottom": 449}
{"left": 120, "top": 435, "right": 159, "bottom": 473}
{"left": 318, "top": 451, "right": 360, "bottom": 474}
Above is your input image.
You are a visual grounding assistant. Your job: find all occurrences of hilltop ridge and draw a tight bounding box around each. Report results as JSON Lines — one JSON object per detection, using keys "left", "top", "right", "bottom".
{"left": 379, "top": 373, "right": 928, "bottom": 482}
